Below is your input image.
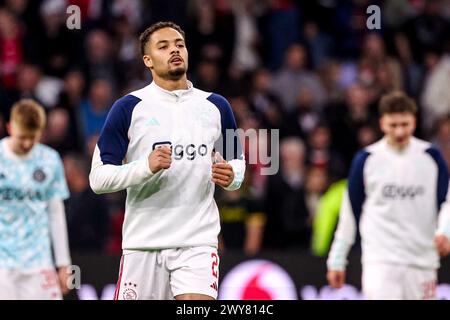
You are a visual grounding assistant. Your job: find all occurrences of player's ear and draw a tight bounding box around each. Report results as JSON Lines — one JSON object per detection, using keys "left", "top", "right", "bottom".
{"left": 6, "top": 123, "right": 11, "bottom": 135}
{"left": 143, "top": 55, "right": 153, "bottom": 69}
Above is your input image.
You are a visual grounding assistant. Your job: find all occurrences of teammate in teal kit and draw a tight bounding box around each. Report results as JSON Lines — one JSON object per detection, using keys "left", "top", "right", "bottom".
{"left": 0, "top": 99, "right": 72, "bottom": 299}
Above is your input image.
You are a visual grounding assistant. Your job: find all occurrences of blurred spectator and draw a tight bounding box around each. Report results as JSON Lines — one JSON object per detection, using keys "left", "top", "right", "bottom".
{"left": 258, "top": 0, "right": 300, "bottom": 70}
{"left": 217, "top": 168, "right": 266, "bottom": 257}
{"left": 59, "top": 69, "right": 86, "bottom": 108}
{"left": 192, "top": 59, "right": 224, "bottom": 93}
{"left": 5, "top": 0, "right": 45, "bottom": 42}
{"left": 333, "top": 0, "right": 376, "bottom": 59}
{"left": 394, "top": 32, "right": 425, "bottom": 99}
{"left": 67, "top": 0, "right": 114, "bottom": 29}
{"left": 0, "top": 8, "right": 23, "bottom": 89}
{"left": 421, "top": 53, "right": 450, "bottom": 136}
{"left": 56, "top": 69, "right": 87, "bottom": 152}
{"left": 432, "top": 115, "right": 450, "bottom": 171}
{"left": 375, "top": 56, "right": 404, "bottom": 95}
{"left": 281, "top": 87, "right": 321, "bottom": 139}
{"left": 144, "top": 0, "right": 188, "bottom": 28}
{"left": 356, "top": 123, "right": 380, "bottom": 149}
{"left": 263, "top": 137, "right": 311, "bottom": 249}
{"left": 318, "top": 59, "right": 346, "bottom": 105}
{"left": 112, "top": 15, "right": 142, "bottom": 87}
{"left": 111, "top": 0, "right": 143, "bottom": 31}
{"left": 228, "top": 95, "right": 253, "bottom": 125}
{"left": 15, "top": 64, "right": 42, "bottom": 102}
{"left": 325, "top": 83, "right": 378, "bottom": 166}
{"left": 400, "top": 0, "right": 450, "bottom": 64}
{"left": 2, "top": 0, "right": 28, "bottom": 18}
{"left": 79, "top": 78, "right": 112, "bottom": 143}
{"left": 382, "top": 0, "right": 414, "bottom": 30}
{"left": 82, "top": 29, "right": 119, "bottom": 88}
{"left": 306, "top": 124, "right": 347, "bottom": 182}
{"left": 304, "top": 166, "right": 329, "bottom": 225}
{"left": 186, "top": 0, "right": 235, "bottom": 72}
{"left": 248, "top": 67, "right": 284, "bottom": 130}
{"left": 229, "top": 0, "right": 262, "bottom": 75}
{"left": 14, "top": 63, "right": 64, "bottom": 109}
{"left": 42, "top": 108, "right": 78, "bottom": 155}
{"left": 32, "top": 0, "right": 82, "bottom": 77}
{"left": 357, "top": 32, "right": 403, "bottom": 103}
{"left": 271, "top": 43, "right": 326, "bottom": 113}
{"left": 302, "top": 20, "right": 333, "bottom": 69}
{"left": 63, "top": 153, "right": 110, "bottom": 253}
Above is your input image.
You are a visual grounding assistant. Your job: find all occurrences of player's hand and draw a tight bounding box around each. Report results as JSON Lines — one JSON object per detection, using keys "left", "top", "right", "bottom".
{"left": 149, "top": 146, "right": 172, "bottom": 173}
{"left": 327, "top": 270, "right": 346, "bottom": 289}
{"left": 435, "top": 234, "right": 450, "bottom": 257}
{"left": 58, "top": 266, "right": 71, "bottom": 295}
{"left": 212, "top": 152, "right": 234, "bottom": 188}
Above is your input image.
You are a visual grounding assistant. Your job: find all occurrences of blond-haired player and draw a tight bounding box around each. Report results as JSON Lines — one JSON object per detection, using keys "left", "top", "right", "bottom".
{"left": 0, "top": 99, "right": 71, "bottom": 299}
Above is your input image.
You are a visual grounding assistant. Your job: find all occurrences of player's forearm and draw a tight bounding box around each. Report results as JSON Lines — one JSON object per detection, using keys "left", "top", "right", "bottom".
{"left": 327, "top": 238, "right": 353, "bottom": 271}
{"left": 89, "top": 146, "right": 154, "bottom": 194}
{"left": 89, "top": 158, "right": 153, "bottom": 194}
{"left": 48, "top": 199, "right": 71, "bottom": 267}
{"left": 223, "top": 158, "right": 246, "bottom": 191}
{"left": 327, "top": 191, "right": 357, "bottom": 270}
{"left": 437, "top": 197, "right": 450, "bottom": 238}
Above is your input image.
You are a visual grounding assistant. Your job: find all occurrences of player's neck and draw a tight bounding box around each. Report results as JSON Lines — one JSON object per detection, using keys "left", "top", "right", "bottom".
{"left": 152, "top": 75, "right": 188, "bottom": 92}
{"left": 5, "top": 138, "right": 32, "bottom": 159}
{"left": 385, "top": 136, "right": 411, "bottom": 151}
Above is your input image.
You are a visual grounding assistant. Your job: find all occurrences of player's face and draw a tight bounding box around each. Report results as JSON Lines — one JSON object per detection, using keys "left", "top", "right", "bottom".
{"left": 7, "top": 122, "right": 42, "bottom": 155}
{"left": 143, "top": 28, "right": 188, "bottom": 80}
{"left": 380, "top": 112, "right": 416, "bottom": 149}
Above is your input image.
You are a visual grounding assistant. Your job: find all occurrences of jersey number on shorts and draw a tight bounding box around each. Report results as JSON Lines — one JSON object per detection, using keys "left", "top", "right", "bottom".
{"left": 210, "top": 252, "right": 219, "bottom": 291}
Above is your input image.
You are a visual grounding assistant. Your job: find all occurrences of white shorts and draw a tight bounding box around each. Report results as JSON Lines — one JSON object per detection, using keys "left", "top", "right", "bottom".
{"left": 0, "top": 268, "right": 62, "bottom": 300}
{"left": 114, "top": 246, "right": 219, "bottom": 300}
{"left": 362, "top": 262, "right": 437, "bottom": 300}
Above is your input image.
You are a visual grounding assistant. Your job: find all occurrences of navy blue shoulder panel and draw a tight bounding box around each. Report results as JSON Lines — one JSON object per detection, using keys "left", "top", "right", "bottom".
{"left": 348, "top": 150, "right": 371, "bottom": 224}
{"left": 425, "top": 146, "right": 449, "bottom": 211}
{"left": 207, "top": 93, "right": 243, "bottom": 161}
{"left": 97, "top": 95, "right": 141, "bottom": 165}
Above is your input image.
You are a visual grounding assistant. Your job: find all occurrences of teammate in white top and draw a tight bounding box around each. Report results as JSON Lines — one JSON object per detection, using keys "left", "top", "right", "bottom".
{"left": 0, "top": 99, "right": 72, "bottom": 299}
{"left": 89, "top": 21, "right": 245, "bottom": 300}
{"left": 327, "top": 91, "right": 450, "bottom": 299}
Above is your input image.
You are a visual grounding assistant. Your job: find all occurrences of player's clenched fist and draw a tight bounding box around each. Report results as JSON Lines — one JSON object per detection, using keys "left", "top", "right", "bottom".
{"left": 149, "top": 146, "right": 172, "bottom": 173}
{"left": 212, "top": 152, "right": 234, "bottom": 188}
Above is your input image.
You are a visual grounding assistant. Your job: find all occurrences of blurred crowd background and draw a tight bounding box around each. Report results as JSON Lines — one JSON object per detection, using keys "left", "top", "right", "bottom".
{"left": 0, "top": 0, "right": 449, "bottom": 259}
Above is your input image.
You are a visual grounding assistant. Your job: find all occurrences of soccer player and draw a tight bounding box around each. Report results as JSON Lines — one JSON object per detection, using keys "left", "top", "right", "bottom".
{"left": 89, "top": 21, "right": 245, "bottom": 300}
{"left": 327, "top": 91, "right": 450, "bottom": 300}
{"left": 0, "top": 99, "right": 72, "bottom": 299}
